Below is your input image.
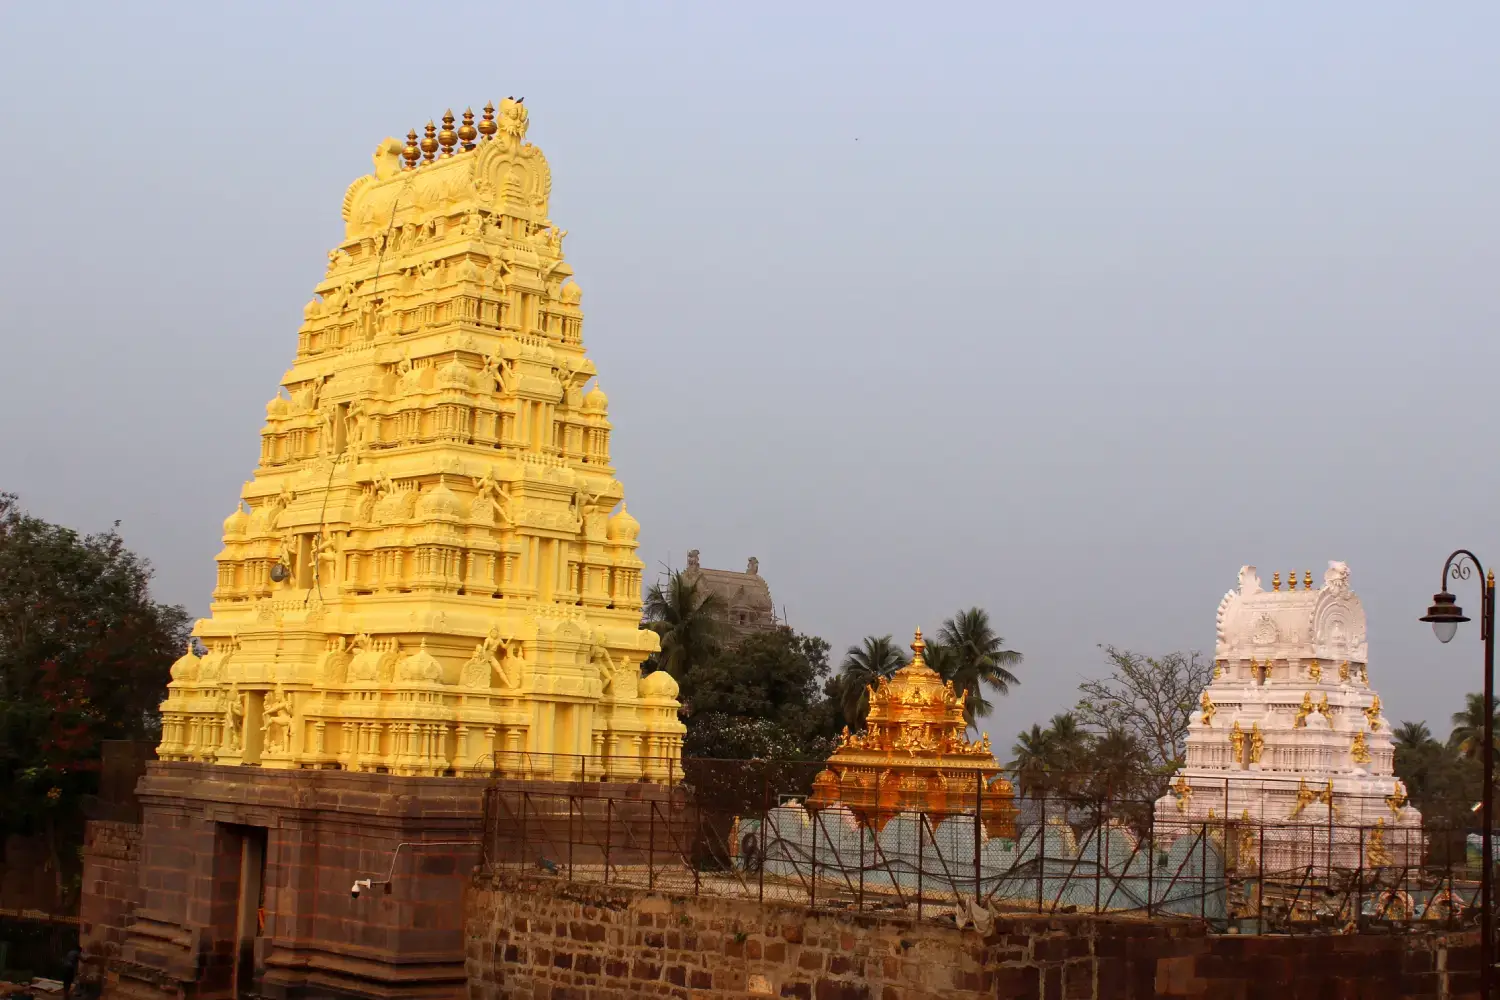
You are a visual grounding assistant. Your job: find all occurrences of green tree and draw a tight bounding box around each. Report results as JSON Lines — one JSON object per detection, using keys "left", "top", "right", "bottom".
{"left": 1009, "top": 712, "right": 1089, "bottom": 799}
{"left": 835, "top": 635, "right": 907, "bottom": 729}
{"left": 1073, "top": 646, "right": 1211, "bottom": 773}
{"left": 935, "top": 607, "right": 1022, "bottom": 728}
{"left": 680, "top": 626, "right": 838, "bottom": 761}
{"left": 642, "top": 569, "right": 725, "bottom": 681}
{"left": 0, "top": 494, "right": 189, "bottom": 900}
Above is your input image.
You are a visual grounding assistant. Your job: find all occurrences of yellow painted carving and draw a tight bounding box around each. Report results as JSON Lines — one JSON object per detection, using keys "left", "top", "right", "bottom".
{"left": 155, "top": 101, "right": 684, "bottom": 780}
{"left": 1249, "top": 723, "right": 1264, "bottom": 764}
{"left": 1200, "top": 691, "right": 1216, "bottom": 727}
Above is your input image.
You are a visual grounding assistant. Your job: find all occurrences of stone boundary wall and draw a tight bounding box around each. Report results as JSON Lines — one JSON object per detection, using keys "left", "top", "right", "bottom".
{"left": 466, "top": 869, "right": 1483, "bottom": 999}
{"left": 79, "top": 820, "right": 144, "bottom": 987}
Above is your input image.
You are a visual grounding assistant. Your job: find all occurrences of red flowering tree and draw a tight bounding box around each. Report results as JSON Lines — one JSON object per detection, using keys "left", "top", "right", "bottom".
{"left": 0, "top": 493, "right": 188, "bottom": 899}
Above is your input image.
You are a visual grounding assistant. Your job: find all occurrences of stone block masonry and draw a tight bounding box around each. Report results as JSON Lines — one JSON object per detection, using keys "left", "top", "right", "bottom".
{"left": 466, "top": 868, "right": 1484, "bottom": 999}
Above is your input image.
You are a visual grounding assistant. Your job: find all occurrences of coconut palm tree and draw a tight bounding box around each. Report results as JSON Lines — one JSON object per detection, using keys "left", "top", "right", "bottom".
{"left": 1010, "top": 723, "right": 1053, "bottom": 798}
{"left": 642, "top": 569, "right": 725, "bottom": 681}
{"left": 1392, "top": 720, "right": 1436, "bottom": 753}
{"left": 1449, "top": 693, "right": 1499, "bottom": 760}
{"left": 935, "top": 607, "right": 1023, "bottom": 728}
{"left": 836, "top": 635, "right": 907, "bottom": 729}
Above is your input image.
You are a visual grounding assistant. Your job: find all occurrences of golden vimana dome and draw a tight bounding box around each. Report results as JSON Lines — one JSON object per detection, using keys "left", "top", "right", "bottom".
{"left": 158, "top": 99, "right": 684, "bottom": 780}
{"left": 809, "top": 630, "right": 1016, "bottom": 836}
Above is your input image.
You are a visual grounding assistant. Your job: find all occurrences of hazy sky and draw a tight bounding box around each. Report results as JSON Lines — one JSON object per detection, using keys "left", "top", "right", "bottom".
{"left": 2, "top": 3, "right": 1498, "bottom": 749}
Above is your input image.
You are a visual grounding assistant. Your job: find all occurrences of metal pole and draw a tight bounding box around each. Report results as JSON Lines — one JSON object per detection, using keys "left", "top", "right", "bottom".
{"left": 974, "top": 771, "right": 983, "bottom": 902}
{"left": 1037, "top": 787, "right": 1046, "bottom": 913}
{"left": 916, "top": 809, "right": 924, "bottom": 921}
{"left": 1483, "top": 573, "right": 1495, "bottom": 998}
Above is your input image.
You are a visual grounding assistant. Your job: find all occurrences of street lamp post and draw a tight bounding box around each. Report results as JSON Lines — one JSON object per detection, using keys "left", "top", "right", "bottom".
{"left": 1420, "top": 550, "right": 1496, "bottom": 997}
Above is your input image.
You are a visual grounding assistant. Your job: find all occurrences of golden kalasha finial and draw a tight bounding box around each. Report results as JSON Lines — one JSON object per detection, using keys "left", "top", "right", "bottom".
{"left": 910, "top": 628, "right": 926, "bottom": 666}
{"left": 438, "top": 110, "right": 458, "bottom": 156}
{"left": 402, "top": 129, "right": 420, "bottom": 169}
{"left": 1304, "top": 570, "right": 1313, "bottom": 590}
{"left": 459, "top": 108, "right": 478, "bottom": 151}
{"left": 420, "top": 121, "right": 438, "bottom": 162}
{"left": 1289, "top": 570, "right": 1298, "bottom": 590}
{"left": 1272, "top": 572, "right": 1281, "bottom": 591}
{"left": 479, "top": 101, "right": 497, "bottom": 141}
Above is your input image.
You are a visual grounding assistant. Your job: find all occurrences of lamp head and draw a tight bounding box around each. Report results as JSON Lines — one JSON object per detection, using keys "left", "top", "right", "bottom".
{"left": 1419, "top": 591, "right": 1469, "bottom": 644}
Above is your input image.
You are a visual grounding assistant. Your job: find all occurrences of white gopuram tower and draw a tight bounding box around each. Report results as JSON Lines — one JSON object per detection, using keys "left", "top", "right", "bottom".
{"left": 1155, "top": 562, "right": 1422, "bottom": 874}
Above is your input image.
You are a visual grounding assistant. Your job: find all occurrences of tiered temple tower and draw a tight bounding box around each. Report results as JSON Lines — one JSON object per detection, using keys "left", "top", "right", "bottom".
{"left": 156, "top": 99, "right": 682, "bottom": 781}
{"left": 91, "top": 103, "right": 687, "bottom": 1000}
{"left": 1154, "top": 562, "right": 1422, "bottom": 873}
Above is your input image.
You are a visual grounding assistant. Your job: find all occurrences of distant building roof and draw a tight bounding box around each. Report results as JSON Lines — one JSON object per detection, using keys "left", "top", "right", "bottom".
{"left": 682, "top": 549, "right": 777, "bottom": 640}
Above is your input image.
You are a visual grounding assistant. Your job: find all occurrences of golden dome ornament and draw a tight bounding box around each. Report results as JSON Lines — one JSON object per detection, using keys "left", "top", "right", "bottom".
{"left": 438, "top": 109, "right": 457, "bottom": 156}
{"left": 420, "top": 121, "right": 438, "bottom": 162}
{"left": 402, "top": 129, "right": 420, "bottom": 169}
{"left": 479, "top": 101, "right": 498, "bottom": 141}
{"left": 459, "top": 108, "right": 478, "bottom": 151}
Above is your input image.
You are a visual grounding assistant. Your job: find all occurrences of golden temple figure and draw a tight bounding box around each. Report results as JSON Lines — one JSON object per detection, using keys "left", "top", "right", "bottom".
{"left": 155, "top": 100, "right": 684, "bottom": 780}
{"left": 808, "top": 629, "right": 1016, "bottom": 837}
{"left": 1308, "top": 658, "right": 1322, "bottom": 683}
{"left": 1249, "top": 722, "right": 1264, "bottom": 764}
{"left": 1367, "top": 818, "right": 1392, "bottom": 867}
{"left": 1294, "top": 692, "right": 1313, "bottom": 728}
{"left": 1364, "top": 695, "right": 1382, "bottom": 730}
{"left": 1288, "top": 778, "right": 1317, "bottom": 819}
{"left": 1228, "top": 720, "right": 1245, "bottom": 764}
{"left": 1170, "top": 774, "right": 1193, "bottom": 813}
{"left": 1351, "top": 729, "right": 1372, "bottom": 765}
{"left": 1200, "top": 691, "right": 1216, "bottom": 726}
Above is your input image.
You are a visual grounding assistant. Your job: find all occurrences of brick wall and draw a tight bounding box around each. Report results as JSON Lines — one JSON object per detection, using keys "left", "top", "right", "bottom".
{"left": 466, "top": 870, "right": 1483, "bottom": 999}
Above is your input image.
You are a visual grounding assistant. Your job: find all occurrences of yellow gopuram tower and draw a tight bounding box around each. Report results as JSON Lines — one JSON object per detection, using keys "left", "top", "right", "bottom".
{"left": 157, "top": 101, "right": 683, "bottom": 781}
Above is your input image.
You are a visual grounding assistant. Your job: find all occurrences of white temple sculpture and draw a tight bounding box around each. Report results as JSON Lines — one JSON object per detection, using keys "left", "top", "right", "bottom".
{"left": 1154, "top": 562, "right": 1422, "bottom": 874}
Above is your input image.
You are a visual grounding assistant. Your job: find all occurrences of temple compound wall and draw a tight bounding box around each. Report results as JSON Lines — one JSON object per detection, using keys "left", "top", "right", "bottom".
{"left": 466, "top": 870, "right": 1484, "bottom": 999}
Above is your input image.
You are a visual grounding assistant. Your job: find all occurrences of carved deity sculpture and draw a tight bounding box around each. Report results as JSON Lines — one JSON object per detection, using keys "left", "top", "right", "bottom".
{"left": 1351, "top": 729, "right": 1372, "bottom": 765}
{"left": 223, "top": 684, "right": 245, "bottom": 751}
{"left": 1249, "top": 723, "right": 1264, "bottom": 764}
{"left": 1294, "top": 692, "right": 1313, "bottom": 728}
{"left": 1199, "top": 691, "right": 1216, "bottom": 727}
{"left": 1364, "top": 695, "right": 1382, "bottom": 730}
{"left": 261, "top": 687, "right": 294, "bottom": 754}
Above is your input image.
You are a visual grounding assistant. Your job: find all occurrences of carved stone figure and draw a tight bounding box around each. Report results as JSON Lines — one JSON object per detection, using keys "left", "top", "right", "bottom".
{"left": 461, "top": 627, "right": 517, "bottom": 689}
{"left": 471, "top": 470, "right": 516, "bottom": 525}
{"left": 590, "top": 632, "right": 618, "bottom": 694}
{"left": 223, "top": 684, "right": 245, "bottom": 751}
{"left": 261, "top": 687, "right": 294, "bottom": 754}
